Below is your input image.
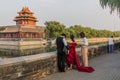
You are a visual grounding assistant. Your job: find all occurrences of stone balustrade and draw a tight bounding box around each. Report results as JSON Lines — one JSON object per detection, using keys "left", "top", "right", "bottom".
{"left": 0, "top": 42, "right": 120, "bottom": 80}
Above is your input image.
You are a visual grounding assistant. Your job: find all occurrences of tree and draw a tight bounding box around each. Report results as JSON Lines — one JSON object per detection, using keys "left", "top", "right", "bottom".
{"left": 44, "top": 21, "right": 120, "bottom": 38}
{"left": 44, "top": 21, "right": 66, "bottom": 38}
{"left": 100, "top": 0, "right": 120, "bottom": 14}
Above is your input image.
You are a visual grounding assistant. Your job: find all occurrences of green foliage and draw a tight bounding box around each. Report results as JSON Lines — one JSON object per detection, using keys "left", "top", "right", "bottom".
{"left": 100, "top": 0, "right": 120, "bottom": 14}
{"left": 44, "top": 21, "right": 120, "bottom": 38}
{"left": 44, "top": 21, "right": 66, "bottom": 38}
{"left": 113, "top": 31, "right": 120, "bottom": 36}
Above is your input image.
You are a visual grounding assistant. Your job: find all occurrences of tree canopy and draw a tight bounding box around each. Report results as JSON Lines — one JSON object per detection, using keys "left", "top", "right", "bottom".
{"left": 44, "top": 21, "right": 66, "bottom": 38}
{"left": 100, "top": 0, "right": 120, "bottom": 14}
{"left": 44, "top": 21, "right": 119, "bottom": 38}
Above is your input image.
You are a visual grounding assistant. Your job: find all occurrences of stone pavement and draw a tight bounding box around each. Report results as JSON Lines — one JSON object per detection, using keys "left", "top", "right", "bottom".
{"left": 41, "top": 50, "right": 120, "bottom": 80}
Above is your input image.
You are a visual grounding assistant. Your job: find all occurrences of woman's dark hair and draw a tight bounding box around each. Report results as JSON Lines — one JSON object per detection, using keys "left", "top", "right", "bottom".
{"left": 111, "top": 36, "right": 113, "bottom": 38}
{"left": 80, "top": 32, "right": 85, "bottom": 38}
{"left": 70, "top": 34, "right": 75, "bottom": 42}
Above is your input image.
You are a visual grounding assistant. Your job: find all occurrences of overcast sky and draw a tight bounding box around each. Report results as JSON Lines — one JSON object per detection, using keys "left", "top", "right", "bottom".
{"left": 0, "top": 0, "right": 120, "bottom": 31}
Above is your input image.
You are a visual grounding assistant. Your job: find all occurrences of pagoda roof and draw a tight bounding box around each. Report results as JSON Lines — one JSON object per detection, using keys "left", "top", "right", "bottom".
{"left": 15, "top": 15, "right": 36, "bottom": 19}
{"left": 14, "top": 18, "right": 38, "bottom": 21}
{"left": 18, "top": 7, "right": 33, "bottom": 14}
{"left": 14, "top": 7, "right": 38, "bottom": 22}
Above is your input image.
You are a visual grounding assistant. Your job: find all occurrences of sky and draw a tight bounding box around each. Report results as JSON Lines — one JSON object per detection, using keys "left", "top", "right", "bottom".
{"left": 0, "top": 0, "right": 120, "bottom": 31}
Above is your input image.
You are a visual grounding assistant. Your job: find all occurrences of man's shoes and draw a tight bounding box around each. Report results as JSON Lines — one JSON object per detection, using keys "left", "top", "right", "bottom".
{"left": 61, "top": 69, "right": 66, "bottom": 72}
{"left": 62, "top": 70, "right": 66, "bottom": 72}
{"left": 59, "top": 69, "right": 65, "bottom": 72}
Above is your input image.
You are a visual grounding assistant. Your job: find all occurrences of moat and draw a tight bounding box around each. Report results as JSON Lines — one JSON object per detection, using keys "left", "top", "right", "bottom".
{"left": 0, "top": 39, "right": 56, "bottom": 58}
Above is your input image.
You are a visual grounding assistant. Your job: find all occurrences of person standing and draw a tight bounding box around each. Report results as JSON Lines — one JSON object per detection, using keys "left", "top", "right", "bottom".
{"left": 108, "top": 36, "right": 114, "bottom": 53}
{"left": 66, "top": 34, "right": 94, "bottom": 72}
{"left": 52, "top": 33, "right": 68, "bottom": 72}
{"left": 79, "top": 32, "right": 89, "bottom": 67}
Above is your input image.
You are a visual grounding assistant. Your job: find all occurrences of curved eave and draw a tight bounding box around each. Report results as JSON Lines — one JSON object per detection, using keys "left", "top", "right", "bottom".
{"left": 13, "top": 19, "right": 38, "bottom": 22}
{"left": 15, "top": 16, "right": 37, "bottom": 19}
{"left": 18, "top": 11, "right": 33, "bottom": 14}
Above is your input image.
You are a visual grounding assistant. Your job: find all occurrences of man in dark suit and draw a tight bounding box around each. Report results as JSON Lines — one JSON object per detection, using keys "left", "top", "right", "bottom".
{"left": 52, "top": 33, "right": 68, "bottom": 72}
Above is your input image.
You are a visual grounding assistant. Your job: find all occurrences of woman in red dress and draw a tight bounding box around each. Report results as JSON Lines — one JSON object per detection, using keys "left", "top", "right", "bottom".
{"left": 66, "top": 35, "right": 94, "bottom": 73}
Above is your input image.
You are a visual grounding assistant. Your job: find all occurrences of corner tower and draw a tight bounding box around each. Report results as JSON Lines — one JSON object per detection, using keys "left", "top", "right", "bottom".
{"left": 14, "top": 7, "right": 38, "bottom": 26}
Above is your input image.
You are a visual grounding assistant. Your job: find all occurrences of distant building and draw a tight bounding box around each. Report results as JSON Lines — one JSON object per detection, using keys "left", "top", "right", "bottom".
{"left": 0, "top": 7, "right": 45, "bottom": 38}
{"left": 0, "top": 7, "right": 47, "bottom": 56}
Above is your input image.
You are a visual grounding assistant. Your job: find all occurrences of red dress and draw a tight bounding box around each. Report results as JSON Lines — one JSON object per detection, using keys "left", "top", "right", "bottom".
{"left": 66, "top": 42, "right": 95, "bottom": 73}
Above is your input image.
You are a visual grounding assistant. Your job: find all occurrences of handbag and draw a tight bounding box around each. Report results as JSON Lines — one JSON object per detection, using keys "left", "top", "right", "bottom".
{"left": 63, "top": 44, "right": 70, "bottom": 55}
{"left": 63, "top": 46, "right": 68, "bottom": 55}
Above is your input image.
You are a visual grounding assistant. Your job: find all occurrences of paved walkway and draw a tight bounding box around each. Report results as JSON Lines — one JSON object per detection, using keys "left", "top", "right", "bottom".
{"left": 41, "top": 50, "right": 120, "bottom": 80}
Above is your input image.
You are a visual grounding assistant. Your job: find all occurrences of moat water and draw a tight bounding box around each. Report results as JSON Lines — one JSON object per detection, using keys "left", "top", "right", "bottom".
{"left": 0, "top": 42, "right": 56, "bottom": 58}
{"left": 0, "top": 40, "right": 113, "bottom": 58}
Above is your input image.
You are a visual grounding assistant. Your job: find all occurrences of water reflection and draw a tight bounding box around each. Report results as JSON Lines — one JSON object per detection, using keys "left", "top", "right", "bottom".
{"left": 0, "top": 42, "right": 56, "bottom": 57}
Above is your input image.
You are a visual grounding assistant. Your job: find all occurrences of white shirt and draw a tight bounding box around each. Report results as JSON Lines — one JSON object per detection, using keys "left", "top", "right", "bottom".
{"left": 52, "top": 37, "right": 67, "bottom": 46}
{"left": 80, "top": 37, "right": 88, "bottom": 46}
{"left": 108, "top": 37, "right": 114, "bottom": 45}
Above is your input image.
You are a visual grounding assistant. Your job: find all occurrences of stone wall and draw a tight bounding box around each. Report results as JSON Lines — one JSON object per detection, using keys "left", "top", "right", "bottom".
{"left": 0, "top": 42, "right": 119, "bottom": 80}
{"left": 0, "top": 52, "right": 57, "bottom": 80}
